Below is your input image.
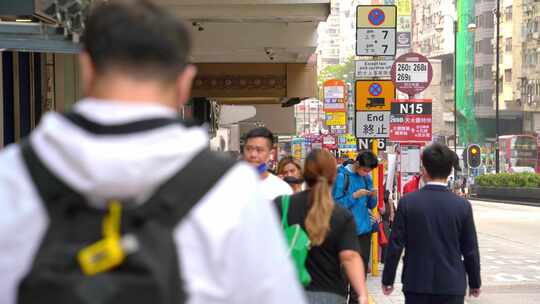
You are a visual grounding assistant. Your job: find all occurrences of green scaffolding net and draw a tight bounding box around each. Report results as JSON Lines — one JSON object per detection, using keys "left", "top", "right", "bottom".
{"left": 456, "top": 0, "right": 479, "bottom": 146}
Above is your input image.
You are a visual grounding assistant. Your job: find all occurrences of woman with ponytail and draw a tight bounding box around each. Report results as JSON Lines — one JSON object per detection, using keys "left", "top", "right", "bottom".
{"left": 274, "top": 149, "right": 369, "bottom": 304}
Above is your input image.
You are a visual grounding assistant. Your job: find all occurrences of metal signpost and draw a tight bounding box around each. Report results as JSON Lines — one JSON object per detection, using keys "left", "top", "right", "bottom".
{"left": 355, "top": 5, "right": 398, "bottom": 277}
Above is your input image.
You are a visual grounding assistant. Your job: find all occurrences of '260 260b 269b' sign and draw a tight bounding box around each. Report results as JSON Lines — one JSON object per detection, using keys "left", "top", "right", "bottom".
{"left": 391, "top": 52, "right": 433, "bottom": 96}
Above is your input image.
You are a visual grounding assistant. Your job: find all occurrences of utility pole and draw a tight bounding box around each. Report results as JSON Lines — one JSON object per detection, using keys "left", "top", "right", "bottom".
{"left": 495, "top": 0, "right": 501, "bottom": 173}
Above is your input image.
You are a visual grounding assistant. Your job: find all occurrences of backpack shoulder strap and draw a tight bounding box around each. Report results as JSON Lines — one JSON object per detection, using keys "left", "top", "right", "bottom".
{"left": 343, "top": 172, "right": 350, "bottom": 196}
{"left": 136, "top": 148, "right": 237, "bottom": 227}
{"left": 280, "top": 195, "right": 291, "bottom": 229}
{"left": 20, "top": 140, "right": 84, "bottom": 215}
{"left": 335, "top": 170, "right": 349, "bottom": 200}
{"left": 20, "top": 140, "right": 237, "bottom": 227}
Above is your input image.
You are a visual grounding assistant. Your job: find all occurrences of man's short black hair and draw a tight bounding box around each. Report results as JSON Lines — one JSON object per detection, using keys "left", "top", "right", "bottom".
{"left": 245, "top": 127, "right": 274, "bottom": 148}
{"left": 422, "top": 143, "right": 458, "bottom": 179}
{"left": 82, "top": 0, "right": 191, "bottom": 83}
{"left": 356, "top": 151, "right": 378, "bottom": 169}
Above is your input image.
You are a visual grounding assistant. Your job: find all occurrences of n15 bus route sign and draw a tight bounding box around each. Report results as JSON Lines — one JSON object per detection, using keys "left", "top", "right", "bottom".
{"left": 391, "top": 52, "right": 433, "bottom": 96}
{"left": 390, "top": 99, "right": 432, "bottom": 142}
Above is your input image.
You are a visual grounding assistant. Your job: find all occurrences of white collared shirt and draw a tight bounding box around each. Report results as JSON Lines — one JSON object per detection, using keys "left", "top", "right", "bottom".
{"left": 426, "top": 181, "right": 449, "bottom": 187}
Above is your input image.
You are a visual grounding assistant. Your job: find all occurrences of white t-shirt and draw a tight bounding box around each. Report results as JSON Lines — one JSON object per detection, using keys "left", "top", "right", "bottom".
{"left": 261, "top": 173, "right": 293, "bottom": 201}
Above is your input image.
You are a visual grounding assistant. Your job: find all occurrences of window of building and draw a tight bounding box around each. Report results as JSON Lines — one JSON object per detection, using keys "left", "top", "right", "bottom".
{"left": 484, "top": 65, "right": 493, "bottom": 80}
{"left": 475, "top": 67, "right": 483, "bottom": 79}
{"left": 505, "top": 38, "right": 512, "bottom": 52}
{"left": 505, "top": 6, "right": 513, "bottom": 21}
{"left": 476, "top": 15, "right": 484, "bottom": 28}
{"left": 481, "top": 38, "right": 493, "bottom": 54}
{"left": 505, "top": 69, "right": 512, "bottom": 82}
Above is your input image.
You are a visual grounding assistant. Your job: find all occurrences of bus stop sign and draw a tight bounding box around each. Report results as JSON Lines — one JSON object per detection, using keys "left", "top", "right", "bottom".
{"left": 391, "top": 52, "right": 433, "bottom": 96}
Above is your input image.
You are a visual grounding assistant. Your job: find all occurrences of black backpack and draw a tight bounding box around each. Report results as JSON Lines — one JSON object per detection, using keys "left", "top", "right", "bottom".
{"left": 17, "top": 141, "right": 236, "bottom": 304}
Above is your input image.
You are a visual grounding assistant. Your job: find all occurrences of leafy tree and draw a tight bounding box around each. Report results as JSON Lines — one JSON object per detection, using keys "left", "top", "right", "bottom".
{"left": 317, "top": 56, "right": 356, "bottom": 87}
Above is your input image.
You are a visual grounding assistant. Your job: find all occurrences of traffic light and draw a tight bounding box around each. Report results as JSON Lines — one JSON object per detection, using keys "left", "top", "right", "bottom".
{"left": 467, "top": 144, "right": 482, "bottom": 168}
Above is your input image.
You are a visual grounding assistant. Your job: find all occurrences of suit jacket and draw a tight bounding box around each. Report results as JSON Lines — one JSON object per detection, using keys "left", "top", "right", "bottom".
{"left": 382, "top": 184, "right": 481, "bottom": 296}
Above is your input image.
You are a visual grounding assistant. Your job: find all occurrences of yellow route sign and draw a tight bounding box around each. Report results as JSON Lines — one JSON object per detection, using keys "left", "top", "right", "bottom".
{"left": 325, "top": 112, "right": 347, "bottom": 126}
{"left": 357, "top": 5, "right": 397, "bottom": 28}
{"left": 355, "top": 80, "right": 395, "bottom": 111}
{"left": 397, "top": 0, "right": 412, "bottom": 16}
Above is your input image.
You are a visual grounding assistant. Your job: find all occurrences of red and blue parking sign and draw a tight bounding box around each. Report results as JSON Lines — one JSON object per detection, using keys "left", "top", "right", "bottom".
{"left": 369, "top": 83, "right": 383, "bottom": 96}
{"left": 368, "top": 8, "right": 386, "bottom": 26}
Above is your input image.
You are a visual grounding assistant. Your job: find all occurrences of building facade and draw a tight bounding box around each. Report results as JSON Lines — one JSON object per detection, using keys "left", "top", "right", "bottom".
{"left": 317, "top": 0, "right": 362, "bottom": 71}
{"left": 411, "top": 0, "right": 457, "bottom": 141}
{"left": 520, "top": 0, "right": 540, "bottom": 134}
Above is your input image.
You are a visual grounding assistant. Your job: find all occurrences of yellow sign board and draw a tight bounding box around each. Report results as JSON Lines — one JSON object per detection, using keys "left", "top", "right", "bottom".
{"left": 397, "top": 0, "right": 412, "bottom": 16}
{"left": 357, "top": 5, "right": 397, "bottom": 28}
{"left": 345, "top": 134, "right": 357, "bottom": 146}
{"left": 326, "top": 112, "right": 347, "bottom": 126}
{"left": 356, "top": 80, "right": 395, "bottom": 111}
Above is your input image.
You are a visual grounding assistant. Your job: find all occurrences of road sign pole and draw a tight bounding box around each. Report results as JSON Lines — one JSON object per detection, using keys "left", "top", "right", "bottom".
{"left": 371, "top": 139, "right": 379, "bottom": 277}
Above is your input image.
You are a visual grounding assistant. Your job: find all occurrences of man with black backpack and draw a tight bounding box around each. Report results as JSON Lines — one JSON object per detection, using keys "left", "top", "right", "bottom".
{"left": 0, "top": 1, "right": 306, "bottom": 304}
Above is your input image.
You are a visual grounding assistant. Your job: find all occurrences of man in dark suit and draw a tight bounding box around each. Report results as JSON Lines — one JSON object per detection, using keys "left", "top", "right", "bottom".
{"left": 382, "top": 143, "right": 481, "bottom": 304}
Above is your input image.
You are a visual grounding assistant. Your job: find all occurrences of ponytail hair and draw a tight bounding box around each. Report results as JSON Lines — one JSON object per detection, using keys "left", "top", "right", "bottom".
{"left": 303, "top": 149, "right": 337, "bottom": 246}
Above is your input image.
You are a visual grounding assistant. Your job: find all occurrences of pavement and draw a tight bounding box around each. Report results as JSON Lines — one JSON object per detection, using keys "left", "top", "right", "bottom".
{"left": 366, "top": 200, "right": 540, "bottom": 304}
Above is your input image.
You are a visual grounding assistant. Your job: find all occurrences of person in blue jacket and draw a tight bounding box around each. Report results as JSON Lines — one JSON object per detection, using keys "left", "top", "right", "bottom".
{"left": 332, "top": 151, "right": 378, "bottom": 304}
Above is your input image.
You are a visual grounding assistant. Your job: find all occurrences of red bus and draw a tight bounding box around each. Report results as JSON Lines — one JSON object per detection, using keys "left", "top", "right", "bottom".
{"left": 499, "top": 135, "right": 538, "bottom": 173}
{"left": 537, "top": 150, "right": 540, "bottom": 174}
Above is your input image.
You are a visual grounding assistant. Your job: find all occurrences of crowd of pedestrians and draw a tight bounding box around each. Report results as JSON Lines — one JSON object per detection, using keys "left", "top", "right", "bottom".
{"left": 0, "top": 1, "right": 482, "bottom": 304}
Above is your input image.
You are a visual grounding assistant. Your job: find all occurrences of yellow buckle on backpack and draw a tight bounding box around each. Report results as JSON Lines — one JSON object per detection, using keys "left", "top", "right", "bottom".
{"left": 77, "top": 201, "right": 126, "bottom": 276}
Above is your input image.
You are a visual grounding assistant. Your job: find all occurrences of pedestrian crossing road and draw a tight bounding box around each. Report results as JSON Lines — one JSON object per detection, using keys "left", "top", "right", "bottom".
{"left": 368, "top": 200, "right": 540, "bottom": 304}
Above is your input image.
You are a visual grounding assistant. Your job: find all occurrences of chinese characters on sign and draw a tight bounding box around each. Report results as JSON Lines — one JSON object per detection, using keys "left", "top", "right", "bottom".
{"left": 324, "top": 85, "right": 345, "bottom": 99}
{"left": 357, "top": 28, "right": 396, "bottom": 57}
{"left": 397, "top": 16, "right": 411, "bottom": 32}
{"left": 355, "top": 60, "right": 394, "bottom": 79}
{"left": 356, "top": 112, "right": 390, "bottom": 138}
{"left": 326, "top": 112, "right": 347, "bottom": 126}
{"left": 389, "top": 99, "right": 433, "bottom": 142}
{"left": 397, "top": 0, "right": 411, "bottom": 16}
{"left": 323, "top": 80, "right": 347, "bottom": 133}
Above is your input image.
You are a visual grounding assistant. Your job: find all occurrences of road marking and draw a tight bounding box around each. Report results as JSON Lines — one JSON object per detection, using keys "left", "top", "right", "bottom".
{"left": 494, "top": 260, "right": 505, "bottom": 265}
{"left": 492, "top": 273, "right": 533, "bottom": 282}
{"left": 528, "top": 265, "right": 540, "bottom": 271}
{"left": 484, "top": 255, "right": 496, "bottom": 260}
{"left": 486, "top": 265, "right": 501, "bottom": 269}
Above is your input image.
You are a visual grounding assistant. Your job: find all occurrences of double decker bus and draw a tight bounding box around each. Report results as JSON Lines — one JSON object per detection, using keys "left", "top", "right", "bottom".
{"left": 499, "top": 135, "right": 539, "bottom": 173}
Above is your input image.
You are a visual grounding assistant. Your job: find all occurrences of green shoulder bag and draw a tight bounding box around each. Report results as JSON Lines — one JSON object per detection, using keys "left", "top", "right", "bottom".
{"left": 280, "top": 195, "right": 312, "bottom": 286}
